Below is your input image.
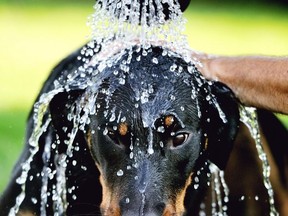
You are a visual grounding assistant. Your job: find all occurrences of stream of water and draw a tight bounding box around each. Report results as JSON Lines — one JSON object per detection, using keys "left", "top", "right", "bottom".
{"left": 8, "top": 0, "right": 279, "bottom": 215}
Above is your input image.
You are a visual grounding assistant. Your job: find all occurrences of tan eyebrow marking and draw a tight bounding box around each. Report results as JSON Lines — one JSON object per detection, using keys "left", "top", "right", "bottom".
{"left": 204, "top": 138, "right": 209, "bottom": 150}
{"left": 164, "top": 115, "right": 174, "bottom": 127}
{"left": 118, "top": 122, "right": 128, "bottom": 136}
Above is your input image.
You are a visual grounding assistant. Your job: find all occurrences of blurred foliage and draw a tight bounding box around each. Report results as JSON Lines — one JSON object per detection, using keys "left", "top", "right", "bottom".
{"left": 0, "top": 0, "right": 287, "bottom": 193}
{"left": 0, "top": 0, "right": 287, "bottom": 6}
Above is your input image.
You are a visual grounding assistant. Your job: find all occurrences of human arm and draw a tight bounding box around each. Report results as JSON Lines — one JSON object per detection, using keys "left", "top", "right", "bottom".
{"left": 197, "top": 55, "right": 288, "bottom": 114}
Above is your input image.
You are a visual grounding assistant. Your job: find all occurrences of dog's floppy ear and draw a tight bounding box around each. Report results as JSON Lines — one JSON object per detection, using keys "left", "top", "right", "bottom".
{"left": 49, "top": 90, "right": 84, "bottom": 148}
{"left": 201, "top": 82, "right": 240, "bottom": 170}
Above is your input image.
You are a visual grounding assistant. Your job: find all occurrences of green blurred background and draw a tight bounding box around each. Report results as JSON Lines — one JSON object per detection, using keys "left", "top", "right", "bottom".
{"left": 0, "top": 0, "right": 287, "bottom": 192}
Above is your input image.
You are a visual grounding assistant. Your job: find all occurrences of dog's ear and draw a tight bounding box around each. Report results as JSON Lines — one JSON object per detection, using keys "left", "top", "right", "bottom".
{"left": 201, "top": 82, "right": 240, "bottom": 170}
{"left": 49, "top": 90, "right": 84, "bottom": 147}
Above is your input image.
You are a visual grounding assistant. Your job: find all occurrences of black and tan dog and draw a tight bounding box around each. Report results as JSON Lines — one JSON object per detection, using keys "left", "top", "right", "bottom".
{"left": 0, "top": 44, "right": 287, "bottom": 216}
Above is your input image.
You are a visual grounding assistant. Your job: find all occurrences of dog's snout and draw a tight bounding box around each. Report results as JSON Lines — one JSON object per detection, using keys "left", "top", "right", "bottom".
{"left": 120, "top": 197, "right": 166, "bottom": 216}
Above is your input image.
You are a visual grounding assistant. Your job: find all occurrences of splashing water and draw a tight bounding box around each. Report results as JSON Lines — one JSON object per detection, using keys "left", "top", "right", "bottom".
{"left": 209, "top": 163, "right": 229, "bottom": 216}
{"left": 240, "top": 106, "right": 279, "bottom": 216}
{"left": 7, "top": 0, "right": 279, "bottom": 215}
{"left": 198, "top": 107, "right": 279, "bottom": 216}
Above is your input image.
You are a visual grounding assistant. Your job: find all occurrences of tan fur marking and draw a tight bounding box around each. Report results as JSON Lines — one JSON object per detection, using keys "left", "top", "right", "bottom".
{"left": 97, "top": 165, "right": 121, "bottom": 216}
{"left": 86, "top": 129, "right": 92, "bottom": 149}
{"left": 163, "top": 204, "right": 177, "bottom": 216}
{"left": 163, "top": 174, "right": 193, "bottom": 216}
{"left": 118, "top": 122, "right": 128, "bottom": 136}
{"left": 164, "top": 115, "right": 174, "bottom": 127}
{"left": 17, "top": 210, "right": 36, "bottom": 216}
{"left": 204, "top": 138, "right": 209, "bottom": 150}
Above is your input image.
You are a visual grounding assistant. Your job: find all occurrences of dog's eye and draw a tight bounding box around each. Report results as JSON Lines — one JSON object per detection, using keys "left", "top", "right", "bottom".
{"left": 172, "top": 133, "right": 189, "bottom": 147}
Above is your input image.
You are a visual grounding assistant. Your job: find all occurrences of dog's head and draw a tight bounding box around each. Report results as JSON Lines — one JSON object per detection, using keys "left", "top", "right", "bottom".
{"left": 50, "top": 46, "right": 239, "bottom": 215}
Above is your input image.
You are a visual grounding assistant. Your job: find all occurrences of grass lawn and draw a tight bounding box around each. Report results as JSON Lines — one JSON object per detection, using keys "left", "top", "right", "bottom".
{"left": 0, "top": 1, "right": 287, "bottom": 192}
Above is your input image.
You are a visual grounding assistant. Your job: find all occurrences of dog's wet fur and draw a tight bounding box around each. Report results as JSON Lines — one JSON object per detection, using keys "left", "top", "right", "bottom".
{"left": 0, "top": 45, "right": 287, "bottom": 216}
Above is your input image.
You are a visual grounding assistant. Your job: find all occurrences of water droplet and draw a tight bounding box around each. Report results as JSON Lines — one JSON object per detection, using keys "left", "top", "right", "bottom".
{"left": 31, "top": 197, "right": 38, "bottom": 204}
{"left": 119, "top": 77, "right": 126, "bottom": 85}
{"left": 72, "top": 160, "right": 77, "bottom": 166}
{"left": 140, "top": 91, "right": 149, "bottom": 104}
{"left": 72, "top": 194, "right": 77, "bottom": 200}
{"left": 125, "top": 197, "right": 130, "bottom": 203}
{"left": 152, "top": 57, "right": 158, "bottom": 64}
{"left": 147, "top": 146, "right": 154, "bottom": 155}
{"left": 121, "top": 116, "right": 126, "bottom": 122}
{"left": 117, "top": 169, "right": 124, "bottom": 176}
{"left": 169, "top": 64, "right": 177, "bottom": 72}
{"left": 103, "top": 127, "right": 108, "bottom": 135}
{"left": 157, "top": 126, "right": 165, "bottom": 133}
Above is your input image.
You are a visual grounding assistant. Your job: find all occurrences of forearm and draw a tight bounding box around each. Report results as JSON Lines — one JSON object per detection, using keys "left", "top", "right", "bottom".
{"left": 201, "top": 55, "right": 288, "bottom": 114}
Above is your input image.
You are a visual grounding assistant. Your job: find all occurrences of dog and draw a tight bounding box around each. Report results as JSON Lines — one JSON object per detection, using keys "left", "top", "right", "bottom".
{"left": 0, "top": 44, "right": 287, "bottom": 216}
